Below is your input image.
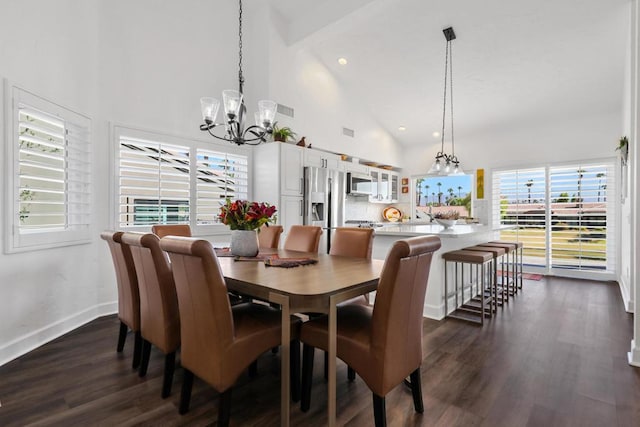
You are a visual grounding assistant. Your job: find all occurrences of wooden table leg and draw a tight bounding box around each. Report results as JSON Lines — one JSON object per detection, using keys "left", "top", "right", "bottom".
{"left": 270, "top": 293, "right": 290, "bottom": 427}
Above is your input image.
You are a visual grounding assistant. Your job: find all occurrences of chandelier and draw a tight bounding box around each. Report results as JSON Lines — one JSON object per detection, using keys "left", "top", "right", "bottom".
{"left": 199, "top": 0, "right": 276, "bottom": 145}
{"left": 428, "top": 27, "right": 464, "bottom": 176}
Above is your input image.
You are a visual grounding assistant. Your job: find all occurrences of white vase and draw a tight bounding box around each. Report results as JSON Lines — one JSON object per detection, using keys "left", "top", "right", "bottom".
{"left": 230, "top": 230, "right": 259, "bottom": 257}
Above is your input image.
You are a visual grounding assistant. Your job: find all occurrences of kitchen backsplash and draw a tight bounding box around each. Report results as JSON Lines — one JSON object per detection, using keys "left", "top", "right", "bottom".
{"left": 345, "top": 196, "right": 411, "bottom": 222}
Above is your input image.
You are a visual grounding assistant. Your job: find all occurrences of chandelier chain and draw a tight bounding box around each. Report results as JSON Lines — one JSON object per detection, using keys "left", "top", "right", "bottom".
{"left": 440, "top": 41, "right": 449, "bottom": 153}
{"left": 449, "top": 41, "right": 454, "bottom": 157}
{"left": 238, "top": 0, "right": 244, "bottom": 93}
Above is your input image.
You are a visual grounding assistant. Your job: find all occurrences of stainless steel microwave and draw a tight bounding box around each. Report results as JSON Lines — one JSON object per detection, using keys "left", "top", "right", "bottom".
{"left": 346, "top": 172, "right": 373, "bottom": 196}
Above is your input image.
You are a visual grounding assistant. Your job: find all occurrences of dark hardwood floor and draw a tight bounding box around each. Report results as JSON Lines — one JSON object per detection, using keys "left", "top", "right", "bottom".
{"left": 1, "top": 276, "right": 639, "bottom": 426}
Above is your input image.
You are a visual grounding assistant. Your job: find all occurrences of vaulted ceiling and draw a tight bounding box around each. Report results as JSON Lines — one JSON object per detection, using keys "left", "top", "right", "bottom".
{"left": 268, "top": 0, "right": 630, "bottom": 146}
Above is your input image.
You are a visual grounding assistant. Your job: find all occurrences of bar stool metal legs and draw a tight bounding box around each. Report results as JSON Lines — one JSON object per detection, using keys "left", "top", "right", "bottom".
{"left": 443, "top": 250, "right": 494, "bottom": 324}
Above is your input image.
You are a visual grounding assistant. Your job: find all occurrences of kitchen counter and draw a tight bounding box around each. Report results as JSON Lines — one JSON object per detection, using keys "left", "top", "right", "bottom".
{"left": 374, "top": 223, "right": 508, "bottom": 238}
{"left": 370, "top": 223, "right": 514, "bottom": 321}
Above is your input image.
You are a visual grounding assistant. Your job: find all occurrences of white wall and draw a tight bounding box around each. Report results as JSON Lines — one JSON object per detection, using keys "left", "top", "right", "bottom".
{"left": 0, "top": 0, "right": 245, "bottom": 365}
{"left": 265, "top": 7, "right": 402, "bottom": 167}
{"left": 401, "top": 110, "right": 623, "bottom": 177}
{"left": 0, "top": 0, "right": 104, "bottom": 365}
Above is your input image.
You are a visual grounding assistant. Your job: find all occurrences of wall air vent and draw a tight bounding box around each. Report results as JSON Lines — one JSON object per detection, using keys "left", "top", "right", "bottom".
{"left": 277, "top": 103, "right": 294, "bottom": 118}
{"left": 342, "top": 127, "right": 355, "bottom": 138}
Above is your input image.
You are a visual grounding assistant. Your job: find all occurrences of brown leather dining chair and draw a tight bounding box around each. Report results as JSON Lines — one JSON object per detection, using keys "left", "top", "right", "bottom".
{"left": 300, "top": 235, "right": 442, "bottom": 427}
{"left": 121, "top": 232, "right": 180, "bottom": 398}
{"left": 159, "top": 236, "right": 302, "bottom": 426}
{"left": 283, "top": 225, "right": 323, "bottom": 253}
{"left": 329, "top": 227, "right": 375, "bottom": 259}
{"left": 151, "top": 224, "right": 191, "bottom": 238}
{"left": 100, "top": 231, "right": 142, "bottom": 370}
{"left": 151, "top": 223, "right": 247, "bottom": 306}
{"left": 327, "top": 227, "right": 375, "bottom": 380}
{"left": 258, "top": 224, "right": 284, "bottom": 249}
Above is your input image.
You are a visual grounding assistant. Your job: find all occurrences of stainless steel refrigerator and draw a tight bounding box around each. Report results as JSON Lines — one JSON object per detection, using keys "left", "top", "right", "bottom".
{"left": 303, "top": 166, "right": 346, "bottom": 254}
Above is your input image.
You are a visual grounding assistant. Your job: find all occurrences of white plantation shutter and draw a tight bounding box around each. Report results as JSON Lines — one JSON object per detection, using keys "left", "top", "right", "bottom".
{"left": 196, "top": 149, "right": 248, "bottom": 224}
{"left": 114, "top": 127, "right": 250, "bottom": 230}
{"left": 493, "top": 160, "right": 616, "bottom": 278}
{"left": 549, "top": 162, "right": 615, "bottom": 273}
{"left": 6, "top": 86, "right": 91, "bottom": 252}
{"left": 118, "top": 136, "right": 190, "bottom": 227}
{"left": 492, "top": 167, "right": 547, "bottom": 268}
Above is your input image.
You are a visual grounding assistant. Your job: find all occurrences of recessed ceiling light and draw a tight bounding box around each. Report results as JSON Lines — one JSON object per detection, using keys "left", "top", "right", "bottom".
{"left": 398, "top": 126, "right": 406, "bottom": 131}
{"left": 337, "top": 57, "right": 348, "bottom": 65}
{"left": 432, "top": 131, "right": 441, "bottom": 138}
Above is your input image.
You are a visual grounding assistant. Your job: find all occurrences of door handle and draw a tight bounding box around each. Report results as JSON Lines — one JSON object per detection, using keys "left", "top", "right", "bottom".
{"left": 300, "top": 178, "right": 303, "bottom": 194}
{"left": 299, "top": 199, "right": 303, "bottom": 217}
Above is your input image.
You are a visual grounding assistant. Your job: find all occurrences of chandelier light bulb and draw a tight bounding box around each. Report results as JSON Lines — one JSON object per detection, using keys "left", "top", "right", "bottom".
{"left": 435, "top": 159, "right": 441, "bottom": 171}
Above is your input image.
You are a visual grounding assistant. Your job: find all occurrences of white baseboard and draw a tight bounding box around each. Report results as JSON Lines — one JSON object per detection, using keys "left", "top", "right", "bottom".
{"left": 0, "top": 301, "right": 117, "bottom": 367}
{"left": 629, "top": 339, "right": 640, "bottom": 367}
{"left": 619, "top": 275, "right": 634, "bottom": 313}
{"left": 423, "top": 303, "right": 444, "bottom": 320}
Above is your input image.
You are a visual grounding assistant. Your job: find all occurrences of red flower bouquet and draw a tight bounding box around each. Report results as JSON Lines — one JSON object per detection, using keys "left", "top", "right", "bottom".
{"left": 218, "top": 199, "right": 277, "bottom": 230}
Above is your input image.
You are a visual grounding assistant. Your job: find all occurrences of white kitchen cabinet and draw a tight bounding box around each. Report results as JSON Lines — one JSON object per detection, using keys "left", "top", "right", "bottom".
{"left": 343, "top": 161, "right": 369, "bottom": 175}
{"left": 253, "top": 143, "right": 304, "bottom": 239}
{"left": 279, "top": 195, "right": 304, "bottom": 240}
{"left": 369, "top": 168, "right": 400, "bottom": 203}
{"left": 280, "top": 144, "right": 304, "bottom": 196}
{"left": 303, "top": 149, "right": 343, "bottom": 170}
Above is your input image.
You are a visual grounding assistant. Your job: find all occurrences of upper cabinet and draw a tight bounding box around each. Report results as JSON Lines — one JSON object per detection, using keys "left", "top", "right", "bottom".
{"left": 343, "top": 161, "right": 369, "bottom": 175}
{"left": 369, "top": 168, "right": 399, "bottom": 203}
{"left": 253, "top": 143, "right": 303, "bottom": 204}
{"left": 280, "top": 144, "right": 304, "bottom": 196}
{"left": 303, "top": 150, "right": 343, "bottom": 171}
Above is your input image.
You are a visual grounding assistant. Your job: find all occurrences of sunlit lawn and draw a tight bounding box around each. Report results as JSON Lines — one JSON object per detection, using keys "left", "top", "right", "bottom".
{"left": 499, "top": 227, "right": 606, "bottom": 266}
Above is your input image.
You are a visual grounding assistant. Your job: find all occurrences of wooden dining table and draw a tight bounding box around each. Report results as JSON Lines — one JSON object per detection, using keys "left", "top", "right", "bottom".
{"left": 216, "top": 248, "right": 385, "bottom": 427}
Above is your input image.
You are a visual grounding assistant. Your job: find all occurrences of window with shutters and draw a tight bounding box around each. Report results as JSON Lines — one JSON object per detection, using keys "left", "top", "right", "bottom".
{"left": 493, "top": 160, "right": 616, "bottom": 278}
{"left": 4, "top": 84, "right": 92, "bottom": 253}
{"left": 115, "top": 127, "right": 249, "bottom": 230}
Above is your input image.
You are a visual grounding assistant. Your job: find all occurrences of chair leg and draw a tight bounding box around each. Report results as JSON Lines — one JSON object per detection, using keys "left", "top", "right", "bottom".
{"left": 409, "top": 368, "right": 424, "bottom": 413}
{"left": 248, "top": 360, "right": 258, "bottom": 378}
{"left": 161, "top": 351, "right": 176, "bottom": 398}
{"left": 323, "top": 351, "right": 329, "bottom": 381}
{"left": 179, "top": 369, "right": 194, "bottom": 415}
{"left": 138, "top": 339, "right": 152, "bottom": 377}
{"left": 373, "top": 393, "right": 387, "bottom": 427}
{"left": 348, "top": 366, "right": 356, "bottom": 382}
{"left": 300, "top": 344, "right": 315, "bottom": 412}
{"left": 290, "top": 339, "right": 301, "bottom": 403}
{"left": 132, "top": 331, "right": 142, "bottom": 370}
{"left": 218, "top": 388, "right": 232, "bottom": 427}
{"left": 117, "top": 321, "right": 127, "bottom": 352}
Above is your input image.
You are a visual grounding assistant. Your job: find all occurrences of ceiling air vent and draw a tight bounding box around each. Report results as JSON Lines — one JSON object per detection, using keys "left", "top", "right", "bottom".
{"left": 277, "top": 103, "right": 294, "bottom": 118}
{"left": 342, "top": 127, "right": 355, "bottom": 138}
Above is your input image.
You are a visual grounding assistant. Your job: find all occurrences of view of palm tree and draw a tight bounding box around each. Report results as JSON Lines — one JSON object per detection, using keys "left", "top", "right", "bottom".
{"left": 414, "top": 175, "right": 472, "bottom": 220}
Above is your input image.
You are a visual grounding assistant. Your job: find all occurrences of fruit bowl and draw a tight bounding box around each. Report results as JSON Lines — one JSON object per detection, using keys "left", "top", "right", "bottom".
{"left": 435, "top": 218, "right": 457, "bottom": 230}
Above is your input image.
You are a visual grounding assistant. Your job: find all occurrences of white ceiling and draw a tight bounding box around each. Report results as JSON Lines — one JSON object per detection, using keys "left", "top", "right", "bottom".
{"left": 268, "top": 0, "right": 630, "bottom": 147}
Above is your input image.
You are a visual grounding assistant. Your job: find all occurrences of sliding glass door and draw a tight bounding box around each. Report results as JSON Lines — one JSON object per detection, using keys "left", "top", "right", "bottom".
{"left": 493, "top": 160, "right": 616, "bottom": 278}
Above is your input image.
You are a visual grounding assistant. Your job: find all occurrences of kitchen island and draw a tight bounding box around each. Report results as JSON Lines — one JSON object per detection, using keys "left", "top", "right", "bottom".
{"left": 371, "top": 223, "right": 510, "bottom": 320}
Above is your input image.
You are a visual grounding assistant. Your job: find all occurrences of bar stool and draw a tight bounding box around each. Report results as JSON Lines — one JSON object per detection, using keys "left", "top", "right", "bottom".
{"left": 484, "top": 241, "right": 521, "bottom": 295}
{"left": 489, "top": 241, "right": 524, "bottom": 291}
{"left": 464, "top": 245, "right": 507, "bottom": 309}
{"left": 442, "top": 249, "right": 494, "bottom": 324}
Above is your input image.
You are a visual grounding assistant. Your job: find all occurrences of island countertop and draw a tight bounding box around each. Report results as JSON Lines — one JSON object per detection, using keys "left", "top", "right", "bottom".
{"left": 374, "top": 223, "right": 511, "bottom": 238}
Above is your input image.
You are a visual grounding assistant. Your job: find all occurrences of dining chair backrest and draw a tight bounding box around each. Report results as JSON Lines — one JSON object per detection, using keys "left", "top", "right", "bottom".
{"left": 100, "top": 231, "right": 140, "bottom": 331}
{"left": 329, "top": 227, "right": 374, "bottom": 259}
{"left": 258, "top": 224, "right": 283, "bottom": 249}
{"left": 370, "top": 235, "right": 441, "bottom": 395}
{"left": 151, "top": 224, "right": 192, "bottom": 238}
{"left": 159, "top": 236, "right": 236, "bottom": 388}
{"left": 121, "top": 232, "right": 180, "bottom": 354}
{"left": 283, "top": 225, "right": 323, "bottom": 253}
